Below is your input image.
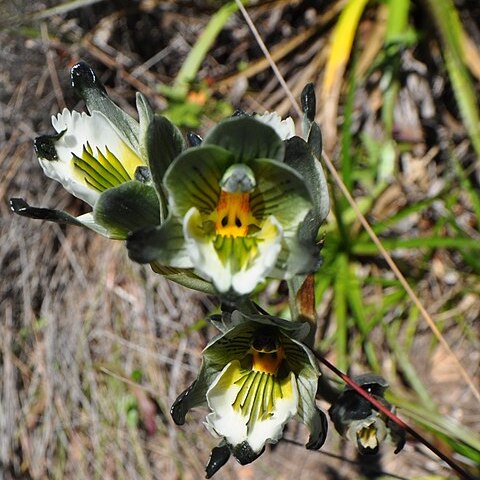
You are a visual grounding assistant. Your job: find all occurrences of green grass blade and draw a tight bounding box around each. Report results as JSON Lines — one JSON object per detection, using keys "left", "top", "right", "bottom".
{"left": 334, "top": 254, "right": 349, "bottom": 372}
{"left": 168, "top": 1, "right": 240, "bottom": 98}
{"left": 424, "top": 0, "right": 480, "bottom": 158}
{"left": 353, "top": 236, "right": 479, "bottom": 254}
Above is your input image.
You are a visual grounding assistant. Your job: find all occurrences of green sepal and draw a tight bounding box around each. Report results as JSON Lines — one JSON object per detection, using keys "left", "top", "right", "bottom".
{"left": 300, "top": 83, "right": 323, "bottom": 159}
{"left": 150, "top": 262, "right": 215, "bottom": 295}
{"left": 203, "top": 116, "right": 285, "bottom": 163}
{"left": 170, "top": 357, "right": 221, "bottom": 425}
{"left": 127, "top": 215, "right": 191, "bottom": 266}
{"left": 70, "top": 62, "right": 139, "bottom": 152}
{"left": 9, "top": 197, "right": 112, "bottom": 237}
{"left": 284, "top": 137, "right": 329, "bottom": 243}
{"left": 205, "top": 445, "right": 231, "bottom": 479}
{"left": 137, "top": 93, "right": 186, "bottom": 219}
{"left": 93, "top": 181, "right": 161, "bottom": 238}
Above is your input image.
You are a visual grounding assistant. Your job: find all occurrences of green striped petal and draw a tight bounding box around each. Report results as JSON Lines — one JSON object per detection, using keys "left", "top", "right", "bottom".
{"left": 203, "top": 116, "right": 285, "bottom": 163}
{"left": 249, "top": 158, "right": 312, "bottom": 232}
{"left": 164, "top": 145, "right": 232, "bottom": 216}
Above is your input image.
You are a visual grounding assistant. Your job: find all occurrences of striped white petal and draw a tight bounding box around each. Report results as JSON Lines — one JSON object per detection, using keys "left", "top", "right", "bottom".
{"left": 39, "top": 108, "right": 143, "bottom": 206}
{"left": 205, "top": 360, "right": 298, "bottom": 454}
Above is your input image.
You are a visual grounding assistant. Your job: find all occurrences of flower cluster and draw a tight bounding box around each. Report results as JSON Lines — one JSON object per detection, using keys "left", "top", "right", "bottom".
{"left": 11, "top": 62, "right": 404, "bottom": 476}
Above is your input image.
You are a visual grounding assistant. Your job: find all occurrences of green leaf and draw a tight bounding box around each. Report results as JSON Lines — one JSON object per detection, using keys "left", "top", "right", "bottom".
{"left": 70, "top": 62, "right": 139, "bottom": 152}
{"left": 93, "top": 181, "right": 160, "bottom": 238}
{"left": 204, "top": 116, "right": 285, "bottom": 163}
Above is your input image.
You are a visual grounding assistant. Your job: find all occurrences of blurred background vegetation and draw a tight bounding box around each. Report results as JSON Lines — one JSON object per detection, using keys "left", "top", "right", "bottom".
{"left": 1, "top": 0, "right": 479, "bottom": 478}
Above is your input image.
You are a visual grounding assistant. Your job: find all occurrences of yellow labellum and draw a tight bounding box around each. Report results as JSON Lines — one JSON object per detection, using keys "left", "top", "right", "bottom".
{"left": 215, "top": 190, "right": 257, "bottom": 237}
{"left": 251, "top": 345, "right": 285, "bottom": 375}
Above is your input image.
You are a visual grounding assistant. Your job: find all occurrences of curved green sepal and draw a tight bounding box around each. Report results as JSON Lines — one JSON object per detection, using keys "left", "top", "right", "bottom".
{"left": 150, "top": 262, "right": 215, "bottom": 294}
{"left": 205, "top": 445, "right": 231, "bottom": 479}
{"left": 170, "top": 380, "right": 205, "bottom": 425}
{"left": 127, "top": 215, "right": 191, "bottom": 266}
{"left": 138, "top": 93, "right": 186, "bottom": 216}
{"left": 70, "top": 62, "right": 139, "bottom": 152}
{"left": 93, "top": 181, "right": 160, "bottom": 238}
{"left": 305, "top": 408, "right": 328, "bottom": 450}
{"left": 170, "top": 359, "right": 220, "bottom": 424}
{"left": 284, "top": 137, "right": 329, "bottom": 243}
{"left": 203, "top": 116, "right": 285, "bottom": 163}
{"left": 9, "top": 197, "right": 112, "bottom": 237}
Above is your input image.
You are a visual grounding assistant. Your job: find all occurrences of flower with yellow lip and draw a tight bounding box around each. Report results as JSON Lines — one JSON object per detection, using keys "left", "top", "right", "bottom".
{"left": 11, "top": 62, "right": 184, "bottom": 240}
{"left": 170, "top": 311, "right": 328, "bottom": 476}
{"left": 127, "top": 114, "right": 322, "bottom": 295}
{"left": 328, "top": 374, "right": 406, "bottom": 455}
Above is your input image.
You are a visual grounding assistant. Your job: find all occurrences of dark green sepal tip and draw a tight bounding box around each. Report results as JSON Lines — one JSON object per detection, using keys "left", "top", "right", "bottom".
{"left": 34, "top": 131, "right": 64, "bottom": 161}
{"left": 187, "top": 132, "right": 202, "bottom": 147}
{"left": 10, "top": 197, "right": 30, "bottom": 215}
{"left": 205, "top": 445, "right": 230, "bottom": 478}
{"left": 71, "top": 61, "right": 107, "bottom": 96}
{"left": 134, "top": 166, "right": 151, "bottom": 183}
{"left": 170, "top": 382, "right": 197, "bottom": 425}
{"left": 9, "top": 197, "right": 81, "bottom": 226}
{"left": 306, "top": 408, "right": 328, "bottom": 450}
{"left": 232, "top": 441, "right": 263, "bottom": 465}
{"left": 301, "top": 83, "right": 316, "bottom": 122}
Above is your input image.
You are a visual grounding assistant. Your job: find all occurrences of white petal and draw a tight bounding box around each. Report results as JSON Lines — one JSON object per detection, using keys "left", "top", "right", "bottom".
{"left": 231, "top": 216, "right": 283, "bottom": 295}
{"left": 39, "top": 109, "right": 142, "bottom": 206}
{"left": 183, "top": 207, "right": 233, "bottom": 292}
{"left": 206, "top": 361, "right": 298, "bottom": 453}
{"left": 246, "top": 372, "right": 298, "bottom": 452}
{"left": 255, "top": 112, "right": 296, "bottom": 140}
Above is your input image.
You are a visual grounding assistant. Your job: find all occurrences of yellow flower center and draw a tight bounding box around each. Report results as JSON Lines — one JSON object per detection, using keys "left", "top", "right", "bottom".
{"left": 251, "top": 345, "right": 285, "bottom": 375}
{"left": 357, "top": 423, "right": 378, "bottom": 450}
{"left": 215, "top": 190, "right": 256, "bottom": 238}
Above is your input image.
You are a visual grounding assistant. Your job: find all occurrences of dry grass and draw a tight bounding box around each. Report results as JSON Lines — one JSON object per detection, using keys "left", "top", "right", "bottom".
{"left": 1, "top": 1, "right": 479, "bottom": 479}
